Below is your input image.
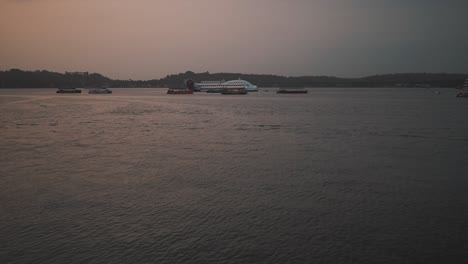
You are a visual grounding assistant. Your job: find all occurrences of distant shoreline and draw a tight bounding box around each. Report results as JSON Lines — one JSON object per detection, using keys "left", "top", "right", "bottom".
{"left": 1, "top": 69, "right": 467, "bottom": 89}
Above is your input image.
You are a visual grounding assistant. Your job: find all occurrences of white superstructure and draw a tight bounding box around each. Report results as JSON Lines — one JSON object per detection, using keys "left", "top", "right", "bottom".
{"left": 194, "top": 79, "right": 258, "bottom": 92}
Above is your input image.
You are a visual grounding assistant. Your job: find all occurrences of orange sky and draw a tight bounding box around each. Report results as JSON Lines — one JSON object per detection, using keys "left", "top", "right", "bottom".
{"left": 1, "top": 0, "right": 467, "bottom": 79}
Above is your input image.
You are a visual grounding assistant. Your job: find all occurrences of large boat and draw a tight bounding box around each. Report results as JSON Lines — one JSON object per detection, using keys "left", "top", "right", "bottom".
{"left": 167, "top": 88, "right": 193, "bottom": 94}
{"left": 456, "top": 78, "right": 468, "bottom": 98}
{"left": 56, "top": 88, "right": 81, "bottom": 93}
{"left": 193, "top": 79, "right": 258, "bottom": 92}
{"left": 277, "top": 88, "right": 308, "bottom": 94}
{"left": 88, "top": 88, "right": 112, "bottom": 94}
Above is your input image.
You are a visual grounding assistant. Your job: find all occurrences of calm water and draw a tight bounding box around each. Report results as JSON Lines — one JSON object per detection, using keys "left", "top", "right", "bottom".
{"left": 1, "top": 88, "right": 467, "bottom": 263}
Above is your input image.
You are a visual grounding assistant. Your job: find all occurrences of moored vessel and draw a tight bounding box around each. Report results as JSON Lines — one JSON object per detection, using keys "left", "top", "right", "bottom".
{"left": 193, "top": 79, "right": 258, "bottom": 92}
{"left": 56, "top": 88, "right": 81, "bottom": 93}
{"left": 277, "top": 88, "right": 308, "bottom": 94}
{"left": 88, "top": 88, "right": 112, "bottom": 94}
{"left": 167, "top": 88, "right": 194, "bottom": 94}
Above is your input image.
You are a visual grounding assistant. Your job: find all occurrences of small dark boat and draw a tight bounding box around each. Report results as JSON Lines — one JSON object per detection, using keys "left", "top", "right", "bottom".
{"left": 221, "top": 88, "right": 248, "bottom": 95}
{"left": 277, "top": 89, "right": 308, "bottom": 94}
{"left": 167, "top": 89, "right": 193, "bottom": 94}
{"left": 456, "top": 92, "right": 468, "bottom": 98}
{"left": 56, "top": 88, "right": 81, "bottom": 93}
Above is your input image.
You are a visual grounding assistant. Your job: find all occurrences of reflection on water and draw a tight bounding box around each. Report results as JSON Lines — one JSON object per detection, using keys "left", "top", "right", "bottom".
{"left": 1, "top": 88, "right": 468, "bottom": 263}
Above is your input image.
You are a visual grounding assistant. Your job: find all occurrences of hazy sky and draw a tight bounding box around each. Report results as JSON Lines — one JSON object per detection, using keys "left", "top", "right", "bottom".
{"left": 1, "top": 0, "right": 467, "bottom": 79}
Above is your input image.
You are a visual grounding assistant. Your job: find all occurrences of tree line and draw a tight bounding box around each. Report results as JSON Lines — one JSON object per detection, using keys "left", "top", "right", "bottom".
{"left": 1, "top": 69, "right": 466, "bottom": 88}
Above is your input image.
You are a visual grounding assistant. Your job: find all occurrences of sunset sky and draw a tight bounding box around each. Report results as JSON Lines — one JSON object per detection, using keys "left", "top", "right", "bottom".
{"left": 1, "top": 0, "right": 467, "bottom": 79}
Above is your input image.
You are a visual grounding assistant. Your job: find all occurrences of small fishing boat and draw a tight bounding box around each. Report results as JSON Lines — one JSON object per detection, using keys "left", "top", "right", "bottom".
{"left": 56, "top": 88, "right": 81, "bottom": 93}
{"left": 221, "top": 88, "right": 248, "bottom": 95}
{"left": 167, "top": 88, "right": 194, "bottom": 94}
{"left": 88, "top": 88, "right": 112, "bottom": 94}
{"left": 456, "top": 78, "right": 468, "bottom": 98}
{"left": 277, "top": 88, "right": 308, "bottom": 94}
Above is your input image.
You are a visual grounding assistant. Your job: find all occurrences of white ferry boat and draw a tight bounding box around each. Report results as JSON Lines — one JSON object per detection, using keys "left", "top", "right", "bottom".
{"left": 193, "top": 79, "right": 258, "bottom": 92}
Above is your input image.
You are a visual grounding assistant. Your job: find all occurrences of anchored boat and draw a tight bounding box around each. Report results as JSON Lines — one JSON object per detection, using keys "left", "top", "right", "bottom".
{"left": 167, "top": 88, "right": 194, "bottom": 94}
{"left": 88, "top": 88, "right": 112, "bottom": 94}
{"left": 192, "top": 79, "right": 258, "bottom": 92}
{"left": 56, "top": 88, "right": 81, "bottom": 93}
{"left": 277, "top": 88, "right": 308, "bottom": 94}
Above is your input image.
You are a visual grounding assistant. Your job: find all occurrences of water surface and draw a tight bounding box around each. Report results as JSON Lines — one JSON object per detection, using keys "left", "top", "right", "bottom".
{"left": 1, "top": 88, "right": 467, "bottom": 263}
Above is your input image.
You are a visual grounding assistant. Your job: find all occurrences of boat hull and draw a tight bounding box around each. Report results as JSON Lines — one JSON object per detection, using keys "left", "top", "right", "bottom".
{"left": 56, "top": 89, "right": 81, "bottom": 93}
{"left": 221, "top": 89, "right": 247, "bottom": 95}
{"left": 206, "top": 89, "right": 224, "bottom": 93}
{"left": 277, "top": 89, "right": 308, "bottom": 94}
{"left": 89, "top": 91, "right": 112, "bottom": 94}
{"left": 167, "top": 89, "right": 194, "bottom": 94}
{"left": 456, "top": 92, "right": 468, "bottom": 98}
{"left": 88, "top": 89, "right": 112, "bottom": 94}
